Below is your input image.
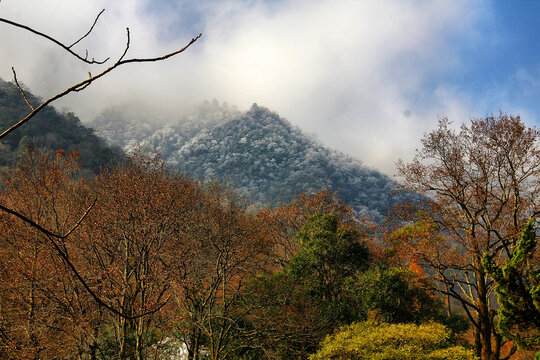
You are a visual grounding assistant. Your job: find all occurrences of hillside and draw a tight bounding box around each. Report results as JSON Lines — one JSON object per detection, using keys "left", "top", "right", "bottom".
{"left": 0, "top": 78, "right": 121, "bottom": 173}
{"left": 91, "top": 100, "right": 407, "bottom": 220}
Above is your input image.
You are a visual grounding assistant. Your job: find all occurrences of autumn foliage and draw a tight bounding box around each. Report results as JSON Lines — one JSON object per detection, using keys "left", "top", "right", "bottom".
{"left": 0, "top": 145, "right": 457, "bottom": 360}
{"left": 1, "top": 115, "right": 538, "bottom": 360}
{"left": 0, "top": 150, "right": 381, "bottom": 359}
{"left": 0, "top": 151, "right": 273, "bottom": 359}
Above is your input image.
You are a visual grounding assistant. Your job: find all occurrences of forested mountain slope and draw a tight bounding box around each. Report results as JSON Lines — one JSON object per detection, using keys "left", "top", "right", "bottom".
{"left": 92, "top": 100, "right": 407, "bottom": 220}
{"left": 0, "top": 78, "right": 120, "bottom": 173}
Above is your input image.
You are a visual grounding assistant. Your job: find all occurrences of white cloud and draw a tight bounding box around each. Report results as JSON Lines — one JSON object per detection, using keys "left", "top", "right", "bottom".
{"left": 0, "top": 0, "right": 487, "bottom": 175}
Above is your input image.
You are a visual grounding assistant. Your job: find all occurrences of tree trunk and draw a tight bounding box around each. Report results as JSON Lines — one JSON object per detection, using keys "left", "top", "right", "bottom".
{"left": 118, "top": 317, "right": 128, "bottom": 360}
{"left": 444, "top": 282, "right": 452, "bottom": 317}
{"left": 477, "top": 267, "right": 495, "bottom": 360}
{"left": 136, "top": 318, "right": 143, "bottom": 360}
{"left": 475, "top": 328, "right": 482, "bottom": 359}
{"left": 187, "top": 328, "right": 201, "bottom": 360}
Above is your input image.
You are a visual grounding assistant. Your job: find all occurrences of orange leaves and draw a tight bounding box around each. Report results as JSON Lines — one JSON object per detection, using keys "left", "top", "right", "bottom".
{"left": 0, "top": 151, "right": 381, "bottom": 358}
{"left": 409, "top": 257, "right": 424, "bottom": 277}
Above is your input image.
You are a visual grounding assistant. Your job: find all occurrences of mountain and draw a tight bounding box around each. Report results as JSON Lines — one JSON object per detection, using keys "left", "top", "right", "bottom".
{"left": 91, "top": 100, "right": 407, "bottom": 221}
{"left": 0, "top": 78, "right": 121, "bottom": 173}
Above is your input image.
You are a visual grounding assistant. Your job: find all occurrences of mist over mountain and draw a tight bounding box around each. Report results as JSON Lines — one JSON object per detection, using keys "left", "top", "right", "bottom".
{"left": 0, "top": 76, "right": 407, "bottom": 221}
{"left": 0, "top": 78, "right": 121, "bottom": 173}
{"left": 91, "top": 100, "right": 407, "bottom": 221}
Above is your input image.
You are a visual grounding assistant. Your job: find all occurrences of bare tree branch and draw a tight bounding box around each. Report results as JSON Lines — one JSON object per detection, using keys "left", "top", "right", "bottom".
{"left": 68, "top": 8, "right": 105, "bottom": 49}
{"left": 0, "top": 12, "right": 110, "bottom": 64}
{"left": 62, "top": 198, "right": 97, "bottom": 239}
{"left": 0, "top": 32, "right": 202, "bottom": 140}
{"left": 11, "top": 67, "right": 34, "bottom": 110}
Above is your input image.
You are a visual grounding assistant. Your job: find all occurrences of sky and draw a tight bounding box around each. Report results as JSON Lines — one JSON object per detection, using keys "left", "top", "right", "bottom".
{"left": 1, "top": 0, "right": 540, "bottom": 175}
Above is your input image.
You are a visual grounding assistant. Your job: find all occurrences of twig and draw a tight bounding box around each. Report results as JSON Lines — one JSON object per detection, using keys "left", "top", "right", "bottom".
{"left": 0, "top": 12, "right": 110, "bottom": 65}
{"left": 121, "top": 33, "right": 203, "bottom": 64}
{"left": 11, "top": 67, "right": 34, "bottom": 110}
{"left": 62, "top": 198, "right": 97, "bottom": 238}
{"left": 69, "top": 9, "right": 105, "bottom": 49}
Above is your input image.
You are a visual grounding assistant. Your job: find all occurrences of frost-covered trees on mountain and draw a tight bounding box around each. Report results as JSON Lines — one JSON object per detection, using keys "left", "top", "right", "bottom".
{"left": 91, "top": 101, "right": 406, "bottom": 221}
{"left": 90, "top": 107, "right": 159, "bottom": 154}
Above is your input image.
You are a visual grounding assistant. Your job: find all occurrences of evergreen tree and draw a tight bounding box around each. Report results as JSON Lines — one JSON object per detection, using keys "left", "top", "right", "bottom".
{"left": 483, "top": 218, "right": 540, "bottom": 357}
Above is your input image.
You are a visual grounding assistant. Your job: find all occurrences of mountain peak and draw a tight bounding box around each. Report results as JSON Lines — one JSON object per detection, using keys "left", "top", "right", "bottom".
{"left": 91, "top": 102, "right": 407, "bottom": 221}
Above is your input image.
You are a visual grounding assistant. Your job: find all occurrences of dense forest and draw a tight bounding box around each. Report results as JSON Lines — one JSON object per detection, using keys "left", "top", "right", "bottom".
{"left": 0, "top": 77, "right": 537, "bottom": 359}
{"left": 0, "top": 150, "right": 477, "bottom": 360}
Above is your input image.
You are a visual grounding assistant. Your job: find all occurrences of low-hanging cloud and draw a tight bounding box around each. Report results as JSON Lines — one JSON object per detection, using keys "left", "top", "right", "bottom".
{"left": 0, "top": 0, "right": 491, "bottom": 174}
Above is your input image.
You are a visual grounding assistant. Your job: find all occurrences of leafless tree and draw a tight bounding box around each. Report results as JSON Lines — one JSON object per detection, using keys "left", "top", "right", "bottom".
{"left": 393, "top": 114, "right": 540, "bottom": 360}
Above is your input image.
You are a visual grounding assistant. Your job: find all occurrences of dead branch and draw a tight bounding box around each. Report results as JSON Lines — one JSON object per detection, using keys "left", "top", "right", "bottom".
{"left": 1, "top": 31, "right": 202, "bottom": 140}
{"left": 0, "top": 9, "right": 109, "bottom": 64}
{"left": 11, "top": 67, "right": 34, "bottom": 110}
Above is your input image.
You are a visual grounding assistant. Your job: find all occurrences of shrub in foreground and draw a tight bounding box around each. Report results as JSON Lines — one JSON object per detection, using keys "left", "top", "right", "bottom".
{"left": 310, "top": 321, "right": 476, "bottom": 360}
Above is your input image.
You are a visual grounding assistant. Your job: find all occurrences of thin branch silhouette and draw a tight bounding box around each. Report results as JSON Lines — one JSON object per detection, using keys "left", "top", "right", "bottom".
{"left": 0, "top": 10, "right": 110, "bottom": 64}
{"left": 2, "top": 29, "right": 201, "bottom": 139}
{"left": 69, "top": 8, "right": 105, "bottom": 49}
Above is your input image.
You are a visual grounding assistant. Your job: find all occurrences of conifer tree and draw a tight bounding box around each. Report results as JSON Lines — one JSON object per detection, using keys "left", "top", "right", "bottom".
{"left": 483, "top": 218, "right": 540, "bottom": 357}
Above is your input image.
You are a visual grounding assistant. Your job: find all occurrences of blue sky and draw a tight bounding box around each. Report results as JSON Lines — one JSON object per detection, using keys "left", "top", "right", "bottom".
{"left": 1, "top": 0, "right": 540, "bottom": 174}
{"left": 435, "top": 1, "right": 540, "bottom": 121}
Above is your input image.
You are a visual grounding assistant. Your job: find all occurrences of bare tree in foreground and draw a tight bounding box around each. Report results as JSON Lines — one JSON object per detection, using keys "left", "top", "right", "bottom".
{"left": 0, "top": 8, "right": 201, "bottom": 319}
{"left": 392, "top": 114, "right": 539, "bottom": 360}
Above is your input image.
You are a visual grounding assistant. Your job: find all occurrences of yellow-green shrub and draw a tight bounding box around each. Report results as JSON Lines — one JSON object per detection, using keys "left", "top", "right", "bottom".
{"left": 310, "top": 321, "right": 477, "bottom": 360}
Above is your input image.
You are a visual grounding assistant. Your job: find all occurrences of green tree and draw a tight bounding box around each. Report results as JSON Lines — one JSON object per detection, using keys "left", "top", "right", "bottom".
{"left": 346, "top": 266, "right": 442, "bottom": 324}
{"left": 483, "top": 218, "right": 540, "bottom": 357}
{"left": 310, "top": 321, "right": 477, "bottom": 360}
{"left": 287, "top": 212, "right": 371, "bottom": 304}
{"left": 236, "top": 212, "right": 371, "bottom": 359}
